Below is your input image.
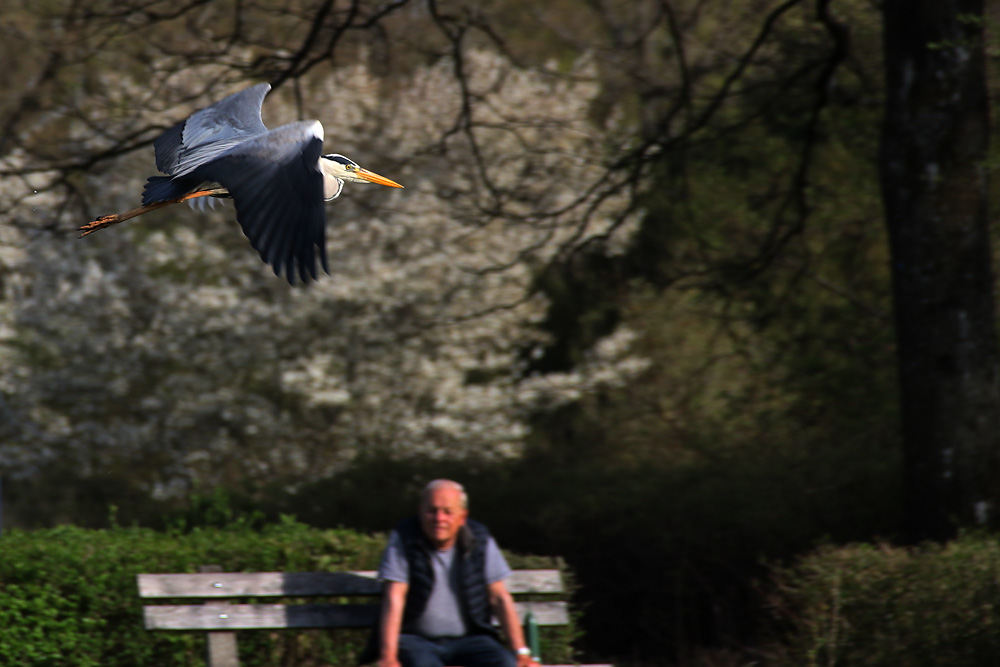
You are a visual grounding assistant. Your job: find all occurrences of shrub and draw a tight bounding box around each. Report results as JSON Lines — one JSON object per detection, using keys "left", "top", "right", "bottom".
{"left": 768, "top": 534, "right": 1000, "bottom": 666}
{"left": 0, "top": 518, "right": 577, "bottom": 666}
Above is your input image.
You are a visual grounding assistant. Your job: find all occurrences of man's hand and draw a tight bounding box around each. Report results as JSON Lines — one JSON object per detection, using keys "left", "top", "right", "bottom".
{"left": 489, "top": 579, "right": 543, "bottom": 667}
{"left": 516, "top": 653, "right": 540, "bottom": 667}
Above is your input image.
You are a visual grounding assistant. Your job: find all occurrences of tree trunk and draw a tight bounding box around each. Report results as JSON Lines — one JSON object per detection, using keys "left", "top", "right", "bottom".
{"left": 881, "top": 0, "right": 1000, "bottom": 541}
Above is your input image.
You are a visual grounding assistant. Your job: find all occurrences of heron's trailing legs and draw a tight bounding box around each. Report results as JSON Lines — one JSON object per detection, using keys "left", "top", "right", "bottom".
{"left": 78, "top": 188, "right": 228, "bottom": 238}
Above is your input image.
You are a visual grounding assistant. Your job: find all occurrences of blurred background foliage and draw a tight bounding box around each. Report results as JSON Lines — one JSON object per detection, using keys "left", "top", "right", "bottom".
{"left": 0, "top": 0, "right": 995, "bottom": 664}
{"left": 0, "top": 518, "right": 577, "bottom": 667}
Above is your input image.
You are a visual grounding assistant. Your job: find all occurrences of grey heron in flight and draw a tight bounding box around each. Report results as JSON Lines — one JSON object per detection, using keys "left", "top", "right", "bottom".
{"left": 79, "top": 83, "right": 403, "bottom": 284}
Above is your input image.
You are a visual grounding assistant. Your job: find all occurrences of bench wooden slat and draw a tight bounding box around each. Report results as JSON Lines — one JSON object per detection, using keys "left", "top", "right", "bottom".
{"left": 143, "top": 601, "right": 569, "bottom": 630}
{"left": 506, "top": 569, "right": 566, "bottom": 594}
{"left": 512, "top": 601, "right": 569, "bottom": 625}
{"left": 138, "top": 569, "right": 564, "bottom": 598}
{"left": 137, "top": 572, "right": 382, "bottom": 598}
{"left": 144, "top": 603, "right": 381, "bottom": 630}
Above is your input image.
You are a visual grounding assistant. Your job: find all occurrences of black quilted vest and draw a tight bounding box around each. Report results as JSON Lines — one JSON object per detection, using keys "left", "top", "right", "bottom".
{"left": 396, "top": 515, "right": 496, "bottom": 637}
{"left": 356, "top": 517, "right": 498, "bottom": 664}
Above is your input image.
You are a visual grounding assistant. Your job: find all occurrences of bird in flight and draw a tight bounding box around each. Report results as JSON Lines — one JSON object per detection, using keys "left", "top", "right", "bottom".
{"left": 79, "top": 83, "right": 403, "bottom": 284}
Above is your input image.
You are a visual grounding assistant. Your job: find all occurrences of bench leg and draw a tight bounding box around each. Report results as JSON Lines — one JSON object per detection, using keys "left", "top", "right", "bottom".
{"left": 200, "top": 565, "right": 240, "bottom": 667}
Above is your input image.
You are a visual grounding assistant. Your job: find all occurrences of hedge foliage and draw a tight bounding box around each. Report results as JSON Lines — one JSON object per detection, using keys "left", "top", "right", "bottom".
{"left": 769, "top": 534, "right": 1000, "bottom": 666}
{"left": 0, "top": 517, "right": 577, "bottom": 666}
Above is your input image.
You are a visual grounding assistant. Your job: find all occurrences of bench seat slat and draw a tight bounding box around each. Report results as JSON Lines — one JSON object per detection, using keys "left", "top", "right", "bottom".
{"left": 144, "top": 603, "right": 380, "bottom": 630}
{"left": 512, "top": 601, "right": 569, "bottom": 625}
{"left": 138, "top": 569, "right": 564, "bottom": 598}
{"left": 143, "top": 601, "right": 569, "bottom": 630}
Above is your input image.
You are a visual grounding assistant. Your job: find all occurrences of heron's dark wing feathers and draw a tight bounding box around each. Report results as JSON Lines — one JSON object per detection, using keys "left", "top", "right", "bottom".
{"left": 142, "top": 175, "right": 190, "bottom": 205}
{"left": 155, "top": 83, "right": 272, "bottom": 177}
{"left": 187, "top": 120, "right": 330, "bottom": 284}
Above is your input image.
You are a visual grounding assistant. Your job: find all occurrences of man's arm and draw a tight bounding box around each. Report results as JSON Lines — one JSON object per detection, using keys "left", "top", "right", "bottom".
{"left": 377, "top": 580, "right": 408, "bottom": 667}
{"left": 488, "top": 579, "right": 540, "bottom": 667}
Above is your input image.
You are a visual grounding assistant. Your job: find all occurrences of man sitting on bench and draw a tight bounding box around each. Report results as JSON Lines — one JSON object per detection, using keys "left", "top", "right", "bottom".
{"left": 363, "top": 479, "right": 539, "bottom": 667}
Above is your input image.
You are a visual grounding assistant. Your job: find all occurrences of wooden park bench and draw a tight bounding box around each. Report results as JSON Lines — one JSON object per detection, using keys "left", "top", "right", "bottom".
{"left": 137, "top": 565, "right": 611, "bottom": 667}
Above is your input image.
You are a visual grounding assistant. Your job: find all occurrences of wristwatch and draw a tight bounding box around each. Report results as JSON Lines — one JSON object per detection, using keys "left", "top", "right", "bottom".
{"left": 516, "top": 647, "right": 532, "bottom": 657}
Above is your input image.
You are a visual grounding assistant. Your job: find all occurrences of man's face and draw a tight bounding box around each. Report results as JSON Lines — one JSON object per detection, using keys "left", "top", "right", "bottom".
{"left": 419, "top": 487, "right": 468, "bottom": 550}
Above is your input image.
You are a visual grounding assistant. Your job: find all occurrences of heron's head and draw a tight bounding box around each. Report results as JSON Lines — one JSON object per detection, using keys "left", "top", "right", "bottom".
{"left": 320, "top": 154, "right": 404, "bottom": 188}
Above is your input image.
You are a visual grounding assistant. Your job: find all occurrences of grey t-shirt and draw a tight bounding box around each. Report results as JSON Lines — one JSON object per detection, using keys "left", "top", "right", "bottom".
{"left": 377, "top": 529, "right": 512, "bottom": 638}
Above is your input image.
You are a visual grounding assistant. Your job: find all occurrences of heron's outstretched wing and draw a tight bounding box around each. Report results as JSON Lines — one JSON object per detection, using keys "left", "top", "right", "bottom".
{"left": 186, "top": 120, "right": 330, "bottom": 284}
{"left": 155, "top": 83, "right": 272, "bottom": 177}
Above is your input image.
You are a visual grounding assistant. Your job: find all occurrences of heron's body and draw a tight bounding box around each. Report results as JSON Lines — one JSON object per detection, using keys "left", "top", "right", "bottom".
{"left": 81, "top": 83, "right": 402, "bottom": 284}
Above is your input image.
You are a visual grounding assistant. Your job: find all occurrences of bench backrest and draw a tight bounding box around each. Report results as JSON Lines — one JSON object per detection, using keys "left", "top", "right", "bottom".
{"left": 138, "top": 569, "right": 570, "bottom": 631}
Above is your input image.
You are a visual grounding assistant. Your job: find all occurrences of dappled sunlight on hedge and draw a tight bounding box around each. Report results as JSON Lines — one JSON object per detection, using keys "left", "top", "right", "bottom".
{"left": 768, "top": 535, "right": 1000, "bottom": 666}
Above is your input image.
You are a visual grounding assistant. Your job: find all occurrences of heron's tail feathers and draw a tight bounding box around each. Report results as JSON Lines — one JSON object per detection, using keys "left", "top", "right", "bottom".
{"left": 142, "top": 176, "right": 188, "bottom": 205}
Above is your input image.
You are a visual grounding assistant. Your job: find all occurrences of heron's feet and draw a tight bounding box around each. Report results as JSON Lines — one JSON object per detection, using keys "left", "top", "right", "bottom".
{"left": 78, "top": 214, "right": 121, "bottom": 238}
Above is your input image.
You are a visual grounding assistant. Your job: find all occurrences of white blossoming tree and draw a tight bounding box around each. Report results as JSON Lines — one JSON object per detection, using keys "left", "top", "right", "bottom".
{"left": 0, "top": 6, "right": 644, "bottom": 501}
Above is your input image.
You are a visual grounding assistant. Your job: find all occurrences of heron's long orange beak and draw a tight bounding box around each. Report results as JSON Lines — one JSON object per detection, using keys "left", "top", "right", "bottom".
{"left": 357, "top": 168, "right": 404, "bottom": 188}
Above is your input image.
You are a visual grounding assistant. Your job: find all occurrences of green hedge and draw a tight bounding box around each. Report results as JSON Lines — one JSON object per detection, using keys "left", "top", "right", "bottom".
{"left": 0, "top": 518, "right": 577, "bottom": 666}
{"left": 769, "top": 534, "right": 1000, "bottom": 666}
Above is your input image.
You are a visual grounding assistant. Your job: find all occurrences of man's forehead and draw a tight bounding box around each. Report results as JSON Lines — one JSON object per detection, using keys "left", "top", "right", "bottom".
{"left": 421, "top": 488, "right": 464, "bottom": 508}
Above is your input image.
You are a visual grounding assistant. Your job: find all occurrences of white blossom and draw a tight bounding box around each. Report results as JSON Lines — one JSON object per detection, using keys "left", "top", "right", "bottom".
{"left": 0, "top": 50, "right": 646, "bottom": 494}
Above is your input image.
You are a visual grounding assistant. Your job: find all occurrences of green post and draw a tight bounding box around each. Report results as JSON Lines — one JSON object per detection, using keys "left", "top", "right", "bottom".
{"left": 523, "top": 610, "right": 541, "bottom": 662}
